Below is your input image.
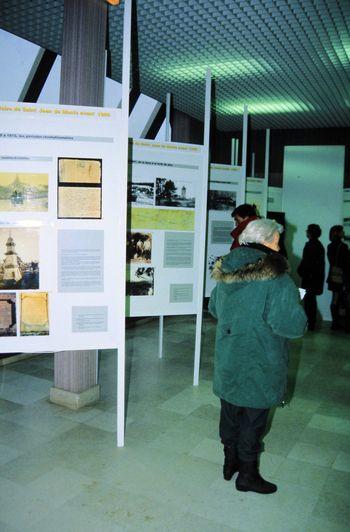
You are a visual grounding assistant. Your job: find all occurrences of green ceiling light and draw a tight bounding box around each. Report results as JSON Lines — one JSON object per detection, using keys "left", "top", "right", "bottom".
{"left": 325, "top": 38, "right": 350, "bottom": 67}
{"left": 217, "top": 99, "right": 314, "bottom": 116}
{"left": 158, "top": 58, "right": 275, "bottom": 82}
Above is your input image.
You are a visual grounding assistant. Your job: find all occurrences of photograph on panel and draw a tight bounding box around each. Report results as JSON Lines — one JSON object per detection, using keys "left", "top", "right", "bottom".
{"left": 128, "top": 180, "right": 154, "bottom": 206}
{"left": 20, "top": 291, "right": 49, "bottom": 336}
{"left": 126, "top": 266, "right": 154, "bottom": 296}
{"left": 127, "top": 232, "right": 152, "bottom": 263}
{"left": 57, "top": 157, "right": 102, "bottom": 219}
{"left": 0, "top": 172, "right": 48, "bottom": 212}
{"left": 208, "top": 189, "right": 236, "bottom": 211}
{"left": 0, "top": 228, "right": 39, "bottom": 290}
{"left": 0, "top": 293, "right": 17, "bottom": 336}
{"left": 155, "top": 178, "right": 195, "bottom": 208}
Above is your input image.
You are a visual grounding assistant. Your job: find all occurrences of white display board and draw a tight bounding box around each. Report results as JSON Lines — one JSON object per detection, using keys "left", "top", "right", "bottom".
{"left": 268, "top": 186, "right": 283, "bottom": 213}
{"left": 0, "top": 101, "right": 125, "bottom": 353}
{"left": 127, "top": 139, "right": 206, "bottom": 317}
{"left": 246, "top": 176, "right": 267, "bottom": 215}
{"left": 205, "top": 164, "right": 245, "bottom": 297}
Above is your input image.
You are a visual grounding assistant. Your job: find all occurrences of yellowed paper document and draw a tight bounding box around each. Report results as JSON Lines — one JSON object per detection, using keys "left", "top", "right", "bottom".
{"left": 58, "top": 159, "right": 101, "bottom": 184}
{"left": 58, "top": 187, "right": 101, "bottom": 218}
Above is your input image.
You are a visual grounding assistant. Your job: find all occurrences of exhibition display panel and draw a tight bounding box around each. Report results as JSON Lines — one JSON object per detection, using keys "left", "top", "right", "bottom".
{"left": 245, "top": 176, "right": 267, "bottom": 215}
{"left": 0, "top": 101, "right": 126, "bottom": 353}
{"left": 205, "top": 164, "right": 245, "bottom": 297}
{"left": 128, "top": 139, "right": 207, "bottom": 317}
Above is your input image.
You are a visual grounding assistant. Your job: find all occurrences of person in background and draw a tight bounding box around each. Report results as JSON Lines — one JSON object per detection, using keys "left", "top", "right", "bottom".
{"left": 297, "top": 224, "right": 325, "bottom": 331}
{"left": 327, "top": 225, "right": 350, "bottom": 332}
{"left": 230, "top": 203, "right": 259, "bottom": 250}
{"left": 209, "top": 219, "right": 306, "bottom": 494}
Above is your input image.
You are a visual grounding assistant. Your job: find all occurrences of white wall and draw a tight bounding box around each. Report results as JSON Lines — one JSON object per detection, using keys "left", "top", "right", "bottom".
{"left": 283, "top": 145, "right": 345, "bottom": 320}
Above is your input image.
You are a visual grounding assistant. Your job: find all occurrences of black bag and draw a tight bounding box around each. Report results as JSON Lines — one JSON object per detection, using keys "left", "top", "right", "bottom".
{"left": 329, "top": 265, "right": 343, "bottom": 285}
{"left": 329, "top": 245, "right": 344, "bottom": 285}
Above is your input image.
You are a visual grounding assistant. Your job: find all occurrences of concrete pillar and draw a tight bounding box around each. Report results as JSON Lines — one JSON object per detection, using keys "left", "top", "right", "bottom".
{"left": 50, "top": 0, "right": 107, "bottom": 409}
{"left": 59, "top": 0, "right": 107, "bottom": 106}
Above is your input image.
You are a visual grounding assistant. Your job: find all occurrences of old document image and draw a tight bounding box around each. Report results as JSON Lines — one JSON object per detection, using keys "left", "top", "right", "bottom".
{"left": 58, "top": 157, "right": 102, "bottom": 219}
{"left": 20, "top": 292, "right": 49, "bottom": 336}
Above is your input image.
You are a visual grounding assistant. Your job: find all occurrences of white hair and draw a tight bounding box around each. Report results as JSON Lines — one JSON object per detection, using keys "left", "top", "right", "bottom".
{"left": 239, "top": 218, "right": 283, "bottom": 245}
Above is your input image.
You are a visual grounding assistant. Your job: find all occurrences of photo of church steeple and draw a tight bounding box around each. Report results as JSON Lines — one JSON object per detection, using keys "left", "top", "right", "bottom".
{"left": 0, "top": 228, "right": 39, "bottom": 290}
{"left": 3, "top": 233, "right": 22, "bottom": 283}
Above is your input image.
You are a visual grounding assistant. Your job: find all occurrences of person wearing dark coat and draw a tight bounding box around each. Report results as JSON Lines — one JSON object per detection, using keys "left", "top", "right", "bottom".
{"left": 209, "top": 219, "right": 306, "bottom": 495}
{"left": 327, "top": 225, "right": 350, "bottom": 331}
{"left": 230, "top": 203, "right": 259, "bottom": 250}
{"left": 297, "top": 224, "right": 325, "bottom": 331}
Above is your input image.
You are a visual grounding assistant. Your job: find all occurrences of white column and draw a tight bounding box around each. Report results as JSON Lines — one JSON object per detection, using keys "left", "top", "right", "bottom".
{"left": 159, "top": 315, "right": 164, "bottom": 359}
{"left": 263, "top": 128, "right": 270, "bottom": 217}
{"left": 193, "top": 69, "right": 211, "bottom": 386}
{"left": 251, "top": 152, "right": 255, "bottom": 178}
{"left": 116, "top": 0, "right": 132, "bottom": 448}
{"left": 241, "top": 105, "right": 248, "bottom": 203}
{"left": 165, "top": 92, "right": 171, "bottom": 142}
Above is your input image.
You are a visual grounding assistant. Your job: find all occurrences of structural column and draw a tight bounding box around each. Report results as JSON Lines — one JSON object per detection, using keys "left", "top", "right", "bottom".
{"left": 50, "top": 0, "right": 107, "bottom": 409}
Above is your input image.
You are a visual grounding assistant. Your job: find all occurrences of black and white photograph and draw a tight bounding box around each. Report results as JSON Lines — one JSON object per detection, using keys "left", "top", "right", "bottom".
{"left": 155, "top": 178, "right": 195, "bottom": 208}
{"left": 208, "top": 189, "right": 236, "bottom": 211}
{"left": 129, "top": 180, "right": 154, "bottom": 206}
{"left": 127, "top": 266, "right": 154, "bottom": 296}
{"left": 127, "top": 232, "right": 152, "bottom": 263}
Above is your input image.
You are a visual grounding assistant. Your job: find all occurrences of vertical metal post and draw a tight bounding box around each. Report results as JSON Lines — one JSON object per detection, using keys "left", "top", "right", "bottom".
{"left": 231, "top": 138, "right": 237, "bottom": 165}
{"left": 159, "top": 92, "right": 171, "bottom": 358}
{"left": 165, "top": 92, "right": 171, "bottom": 142}
{"left": 117, "top": 0, "right": 132, "bottom": 448}
{"left": 263, "top": 128, "right": 270, "bottom": 217}
{"left": 193, "top": 69, "right": 211, "bottom": 386}
{"left": 159, "top": 315, "right": 164, "bottom": 359}
{"left": 251, "top": 152, "right": 255, "bottom": 178}
{"left": 241, "top": 105, "right": 248, "bottom": 203}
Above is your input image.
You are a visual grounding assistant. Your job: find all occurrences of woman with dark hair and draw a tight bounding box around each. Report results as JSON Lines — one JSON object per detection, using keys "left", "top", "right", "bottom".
{"left": 327, "top": 225, "right": 350, "bottom": 331}
{"left": 210, "top": 219, "right": 306, "bottom": 494}
{"left": 297, "top": 224, "right": 325, "bottom": 331}
{"left": 230, "top": 203, "right": 259, "bottom": 250}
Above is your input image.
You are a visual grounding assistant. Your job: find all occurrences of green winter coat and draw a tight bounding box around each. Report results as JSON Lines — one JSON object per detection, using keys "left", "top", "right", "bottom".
{"left": 209, "top": 245, "right": 307, "bottom": 409}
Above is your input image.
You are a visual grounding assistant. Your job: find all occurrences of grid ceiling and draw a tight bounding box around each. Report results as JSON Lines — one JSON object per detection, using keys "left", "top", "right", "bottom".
{"left": 1, "top": 0, "right": 349, "bottom": 131}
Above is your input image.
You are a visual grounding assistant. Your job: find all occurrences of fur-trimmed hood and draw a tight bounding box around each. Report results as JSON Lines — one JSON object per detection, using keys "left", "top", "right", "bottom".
{"left": 212, "top": 246, "right": 289, "bottom": 284}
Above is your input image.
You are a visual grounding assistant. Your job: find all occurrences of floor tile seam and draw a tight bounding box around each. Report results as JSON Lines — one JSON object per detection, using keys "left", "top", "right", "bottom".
{"left": 0, "top": 415, "right": 84, "bottom": 438}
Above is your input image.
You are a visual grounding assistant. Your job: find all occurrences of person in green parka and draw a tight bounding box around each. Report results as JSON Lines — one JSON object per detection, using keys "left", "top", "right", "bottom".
{"left": 209, "top": 218, "right": 307, "bottom": 494}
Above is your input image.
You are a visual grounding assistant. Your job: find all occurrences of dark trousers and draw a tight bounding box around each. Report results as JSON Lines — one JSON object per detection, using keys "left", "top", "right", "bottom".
{"left": 220, "top": 399, "right": 269, "bottom": 462}
{"left": 304, "top": 290, "right": 317, "bottom": 329}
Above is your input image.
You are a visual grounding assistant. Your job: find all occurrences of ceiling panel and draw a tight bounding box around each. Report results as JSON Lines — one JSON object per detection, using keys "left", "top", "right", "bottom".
{"left": 1, "top": 0, "right": 349, "bottom": 131}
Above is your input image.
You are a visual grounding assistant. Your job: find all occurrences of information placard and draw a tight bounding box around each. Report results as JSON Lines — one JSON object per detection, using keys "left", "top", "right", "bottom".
{"left": 128, "top": 139, "right": 206, "bottom": 316}
{"left": 205, "top": 164, "right": 245, "bottom": 297}
{"left": 0, "top": 101, "right": 125, "bottom": 353}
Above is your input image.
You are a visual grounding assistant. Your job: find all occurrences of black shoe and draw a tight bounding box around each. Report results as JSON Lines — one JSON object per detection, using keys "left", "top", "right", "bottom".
{"left": 223, "top": 446, "right": 239, "bottom": 481}
{"left": 331, "top": 322, "right": 341, "bottom": 331}
{"left": 236, "top": 461, "right": 277, "bottom": 494}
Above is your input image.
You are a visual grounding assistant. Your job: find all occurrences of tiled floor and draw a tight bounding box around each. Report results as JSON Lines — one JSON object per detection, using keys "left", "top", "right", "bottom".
{"left": 0, "top": 314, "right": 349, "bottom": 531}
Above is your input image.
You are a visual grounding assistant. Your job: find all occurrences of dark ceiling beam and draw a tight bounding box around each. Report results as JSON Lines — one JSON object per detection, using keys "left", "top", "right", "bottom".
{"left": 128, "top": 87, "right": 141, "bottom": 115}
{"left": 144, "top": 103, "right": 166, "bottom": 139}
{"left": 19, "top": 49, "right": 57, "bottom": 103}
